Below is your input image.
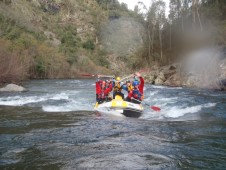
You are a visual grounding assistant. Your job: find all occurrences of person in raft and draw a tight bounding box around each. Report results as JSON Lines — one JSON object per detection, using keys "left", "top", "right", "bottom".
{"left": 95, "top": 78, "right": 113, "bottom": 104}
{"left": 112, "top": 77, "right": 124, "bottom": 99}
{"left": 127, "top": 72, "right": 145, "bottom": 104}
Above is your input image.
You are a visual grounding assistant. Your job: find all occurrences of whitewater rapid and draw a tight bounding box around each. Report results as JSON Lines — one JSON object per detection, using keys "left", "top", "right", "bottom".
{"left": 0, "top": 79, "right": 220, "bottom": 120}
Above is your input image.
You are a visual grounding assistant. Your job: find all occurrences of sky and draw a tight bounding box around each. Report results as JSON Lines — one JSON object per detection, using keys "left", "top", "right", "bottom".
{"left": 118, "top": 0, "right": 170, "bottom": 15}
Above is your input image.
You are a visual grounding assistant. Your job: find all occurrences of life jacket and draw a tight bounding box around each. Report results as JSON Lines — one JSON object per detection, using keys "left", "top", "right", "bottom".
{"left": 138, "top": 77, "right": 144, "bottom": 94}
{"left": 96, "top": 81, "right": 102, "bottom": 94}
{"left": 113, "top": 82, "right": 121, "bottom": 93}
{"left": 127, "top": 84, "right": 133, "bottom": 92}
{"left": 97, "top": 83, "right": 112, "bottom": 100}
{"left": 104, "top": 83, "right": 112, "bottom": 96}
{"left": 132, "top": 88, "right": 141, "bottom": 99}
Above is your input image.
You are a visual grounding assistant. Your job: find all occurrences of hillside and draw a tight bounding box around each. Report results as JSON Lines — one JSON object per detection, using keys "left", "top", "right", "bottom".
{"left": 1, "top": 0, "right": 226, "bottom": 90}
{"left": 0, "top": 0, "right": 143, "bottom": 84}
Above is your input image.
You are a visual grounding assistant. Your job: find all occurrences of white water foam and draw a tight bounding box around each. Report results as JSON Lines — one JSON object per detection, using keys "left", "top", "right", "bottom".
{"left": 145, "top": 91, "right": 159, "bottom": 98}
{"left": 49, "top": 93, "right": 69, "bottom": 100}
{"left": 0, "top": 92, "right": 70, "bottom": 106}
{"left": 150, "top": 97, "right": 178, "bottom": 102}
{"left": 151, "top": 86, "right": 167, "bottom": 89}
{"left": 0, "top": 96, "right": 48, "bottom": 106}
{"left": 151, "top": 85, "right": 182, "bottom": 90}
{"left": 42, "top": 99, "right": 93, "bottom": 112}
{"left": 144, "top": 92, "right": 179, "bottom": 106}
{"left": 162, "top": 103, "right": 216, "bottom": 118}
{"left": 42, "top": 105, "right": 74, "bottom": 112}
{"left": 141, "top": 103, "right": 216, "bottom": 120}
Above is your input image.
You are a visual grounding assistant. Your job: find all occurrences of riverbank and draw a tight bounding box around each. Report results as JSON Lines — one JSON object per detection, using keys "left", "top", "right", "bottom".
{"left": 1, "top": 57, "right": 226, "bottom": 92}
{"left": 143, "top": 61, "right": 226, "bottom": 91}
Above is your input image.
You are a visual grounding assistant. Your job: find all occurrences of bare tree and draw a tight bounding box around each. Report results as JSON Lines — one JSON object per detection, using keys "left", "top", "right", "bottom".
{"left": 155, "top": 0, "right": 166, "bottom": 61}
{"left": 192, "top": 0, "right": 202, "bottom": 31}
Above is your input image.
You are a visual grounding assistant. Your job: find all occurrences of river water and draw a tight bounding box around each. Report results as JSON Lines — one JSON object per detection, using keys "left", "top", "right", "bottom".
{"left": 0, "top": 79, "right": 226, "bottom": 169}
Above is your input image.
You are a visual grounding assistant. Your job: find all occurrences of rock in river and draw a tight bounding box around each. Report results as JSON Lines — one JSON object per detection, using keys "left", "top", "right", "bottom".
{"left": 0, "top": 84, "right": 26, "bottom": 92}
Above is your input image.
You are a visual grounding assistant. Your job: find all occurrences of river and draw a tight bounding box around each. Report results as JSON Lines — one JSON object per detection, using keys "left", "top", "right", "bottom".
{"left": 0, "top": 79, "right": 226, "bottom": 169}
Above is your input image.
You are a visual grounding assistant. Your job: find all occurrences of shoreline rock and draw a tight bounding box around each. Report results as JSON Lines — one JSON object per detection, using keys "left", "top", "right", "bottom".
{"left": 0, "top": 84, "right": 26, "bottom": 92}
{"left": 143, "top": 63, "right": 226, "bottom": 90}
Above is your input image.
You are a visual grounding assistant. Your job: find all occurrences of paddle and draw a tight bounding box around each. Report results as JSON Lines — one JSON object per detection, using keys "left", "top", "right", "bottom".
{"left": 121, "top": 68, "right": 149, "bottom": 82}
{"left": 150, "top": 106, "right": 161, "bottom": 111}
{"left": 131, "top": 98, "right": 161, "bottom": 111}
{"left": 121, "top": 74, "right": 134, "bottom": 82}
{"left": 143, "top": 102, "right": 161, "bottom": 111}
{"left": 81, "top": 74, "right": 96, "bottom": 77}
{"left": 81, "top": 74, "right": 114, "bottom": 78}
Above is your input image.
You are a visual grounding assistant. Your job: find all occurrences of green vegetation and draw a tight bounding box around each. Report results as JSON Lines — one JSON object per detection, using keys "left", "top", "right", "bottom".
{"left": 83, "top": 40, "right": 95, "bottom": 50}
{"left": 0, "top": 0, "right": 110, "bottom": 83}
{"left": 0, "top": 0, "right": 138, "bottom": 84}
{"left": 58, "top": 25, "right": 79, "bottom": 65}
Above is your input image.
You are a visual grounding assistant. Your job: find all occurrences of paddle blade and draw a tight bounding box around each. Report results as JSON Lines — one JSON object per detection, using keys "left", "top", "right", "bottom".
{"left": 81, "top": 74, "right": 95, "bottom": 77}
{"left": 151, "top": 106, "right": 161, "bottom": 111}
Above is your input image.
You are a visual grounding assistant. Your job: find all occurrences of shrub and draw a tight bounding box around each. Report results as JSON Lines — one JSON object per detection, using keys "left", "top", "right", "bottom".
{"left": 36, "top": 60, "right": 45, "bottom": 76}
{"left": 82, "top": 39, "right": 95, "bottom": 50}
{"left": 0, "top": 39, "right": 25, "bottom": 83}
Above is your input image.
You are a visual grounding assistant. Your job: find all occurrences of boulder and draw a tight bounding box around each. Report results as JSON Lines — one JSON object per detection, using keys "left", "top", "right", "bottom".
{"left": 183, "top": 76, "right": 197, "bottom": 87}
{"left": 154, "top": 72, "right": 166, "bottom": 85}
{"left": 164, "top": 73, "right": 182, "bottom": 87}
{"left": 144, "top": 72, "right": 156, "bottom": 84}
{"left": 0, "top": 84, "right": 26, "bottom": 92}
{"left": 169, "top": 65, "right": 176, "bottom": 70}
{"left": 159, "top": 64, "right": 177, "bottom": 80}
{"left": 158, "top": 72, "right": 166, "bottom": 81}
{"left": 155, "top": 77, "right": 164, "bottom": 85}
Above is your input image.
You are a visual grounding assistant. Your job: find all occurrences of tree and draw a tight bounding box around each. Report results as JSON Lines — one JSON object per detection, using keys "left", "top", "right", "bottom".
{"left": 147, "top": 0, "right": 166, "bottom": 61}
{"left": 134, "top": 5, "right": 139, "bottom": 14}
{"left": 155, "top": 0, "right": 166, "bottom": 61}
{"left": 120, "top": 2, "right": 128, "bottom": 11}
{"left": 147, "top": 1, "right": 157, "bottom": 60}
{"left": 192, "top": 0, "right": 203, "bottom": 31}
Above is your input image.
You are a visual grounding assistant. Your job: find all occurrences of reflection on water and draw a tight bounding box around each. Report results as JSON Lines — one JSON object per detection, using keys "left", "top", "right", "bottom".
{"left": 0, "top": 79, "right": 226, "bottom": 169}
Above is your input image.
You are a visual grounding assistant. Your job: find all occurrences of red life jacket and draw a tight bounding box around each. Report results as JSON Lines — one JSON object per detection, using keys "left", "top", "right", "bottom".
{"left": 96, "top": 81, "right": 102, "bottom": 94}
{"left": 96, "top": 81, "right": 112, "bottom": 99}
{"left": 128, "top": 87, "right": 142, "bottom": 100}
{"left": 138, "top": 77, "right": 144, "bottom": 94}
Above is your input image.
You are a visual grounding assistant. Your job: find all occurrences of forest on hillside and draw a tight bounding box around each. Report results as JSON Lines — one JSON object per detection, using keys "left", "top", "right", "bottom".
{"left": 135, "top": 0, "right": 226, "bottom": 66}
{"left": 0, "top": 0, "right": 226, "bottom": 84}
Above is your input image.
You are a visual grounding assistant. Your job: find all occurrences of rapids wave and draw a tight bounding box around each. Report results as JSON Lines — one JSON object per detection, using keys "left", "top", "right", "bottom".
{"left": 0, "top": 79, "right": 220, "bottom": 120}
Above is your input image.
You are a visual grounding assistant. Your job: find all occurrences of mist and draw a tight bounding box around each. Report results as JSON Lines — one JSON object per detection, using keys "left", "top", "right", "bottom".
{"left": 181, "top": 47, "right": 226, "bottom": 89}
